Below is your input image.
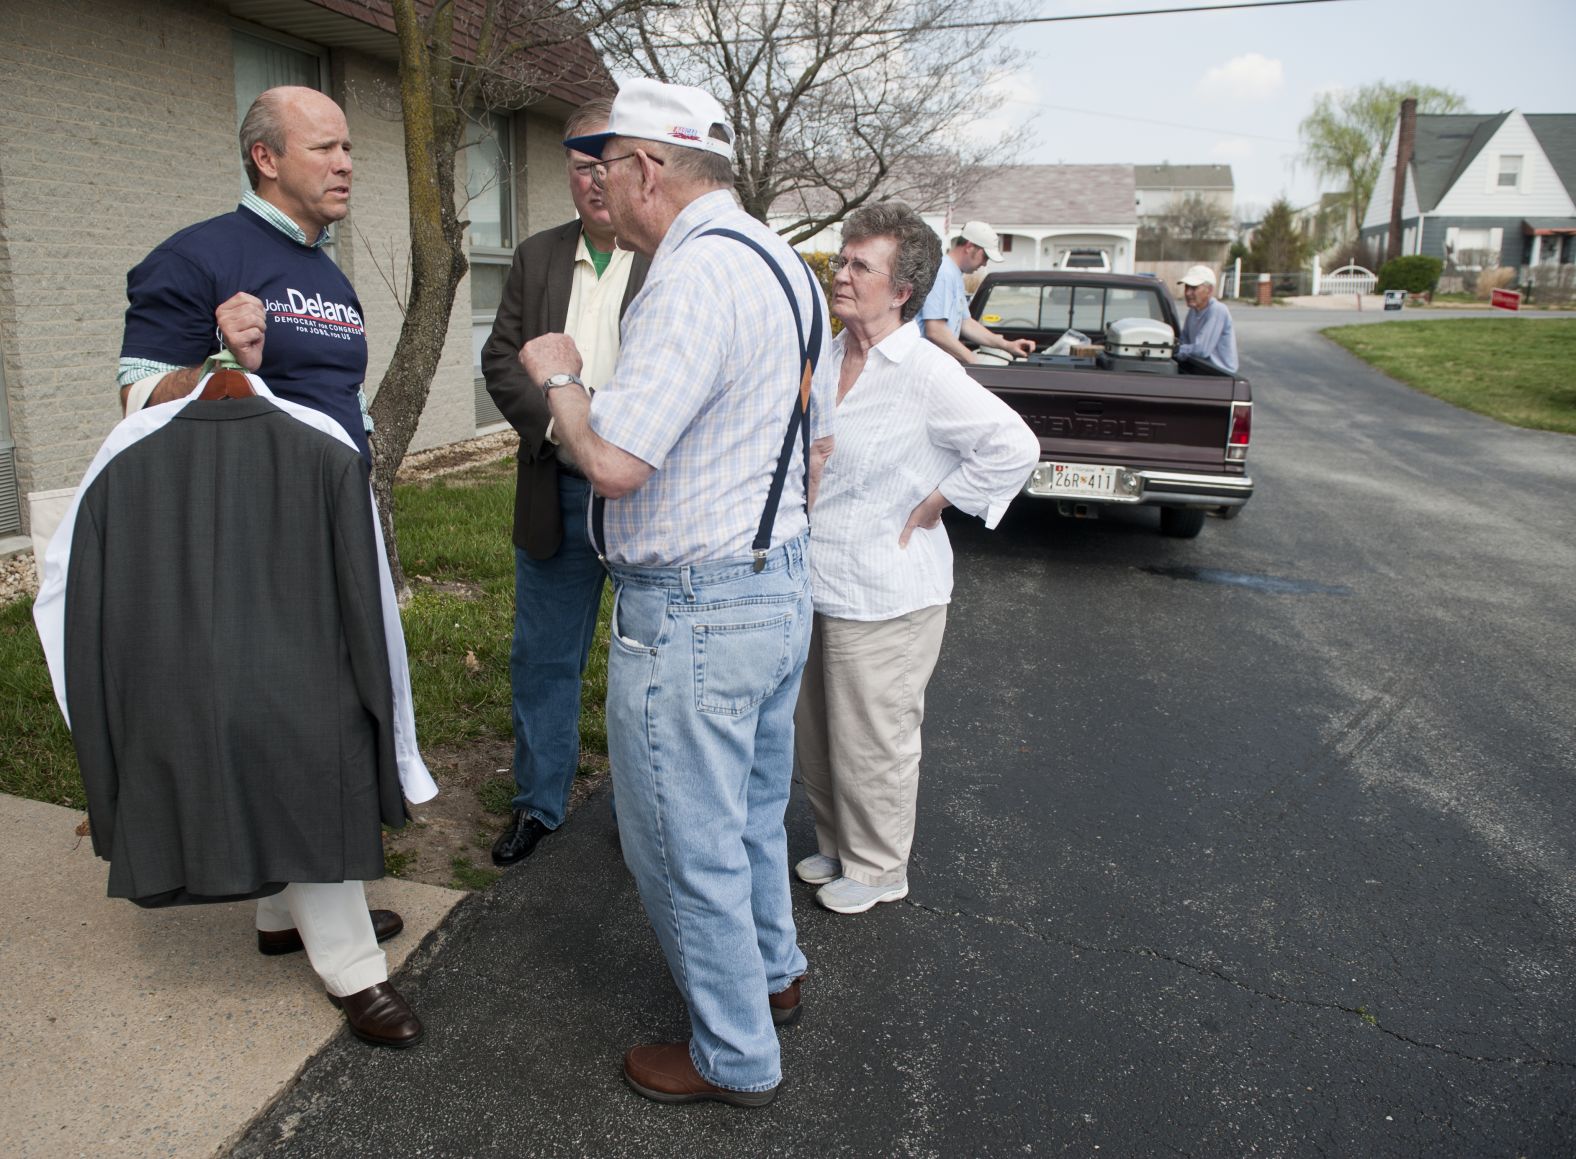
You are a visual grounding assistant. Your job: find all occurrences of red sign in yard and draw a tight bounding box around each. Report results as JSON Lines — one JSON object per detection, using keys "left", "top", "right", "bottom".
{"left": 1491, "top": 288, "right": 1522, "bottom": 311}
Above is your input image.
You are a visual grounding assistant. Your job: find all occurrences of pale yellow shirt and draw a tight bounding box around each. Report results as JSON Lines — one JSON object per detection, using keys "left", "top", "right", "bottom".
{"left": 547, "top": 233, "right": 634, "bottom": 456}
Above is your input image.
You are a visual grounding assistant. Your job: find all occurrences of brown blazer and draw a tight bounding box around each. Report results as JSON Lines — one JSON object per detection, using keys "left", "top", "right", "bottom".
{"left": 481, "top": 219, "right": 649, "bottom": 559}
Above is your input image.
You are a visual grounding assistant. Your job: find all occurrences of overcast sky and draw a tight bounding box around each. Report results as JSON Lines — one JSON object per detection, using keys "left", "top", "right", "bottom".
{"left": 965, "top": 0, "right": 1576, "bottom": 215}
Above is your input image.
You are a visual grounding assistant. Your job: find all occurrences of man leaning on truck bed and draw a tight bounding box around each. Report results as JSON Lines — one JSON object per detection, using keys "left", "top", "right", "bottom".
{"left": 916, "top": 221, "right": 1036, "bottom": 366}
{"left": 1177, "top": 264, "right": 1238, "bottom": 375}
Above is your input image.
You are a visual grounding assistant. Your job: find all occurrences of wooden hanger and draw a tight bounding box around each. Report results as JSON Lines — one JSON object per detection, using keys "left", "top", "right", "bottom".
{"left": 199, "top": 368, "right": 256, "bottom": 400}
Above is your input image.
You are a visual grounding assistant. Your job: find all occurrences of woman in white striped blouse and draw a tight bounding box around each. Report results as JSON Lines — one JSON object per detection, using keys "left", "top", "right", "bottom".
{"left": 793, "top": 203, "right": 1039, "bottom": 914}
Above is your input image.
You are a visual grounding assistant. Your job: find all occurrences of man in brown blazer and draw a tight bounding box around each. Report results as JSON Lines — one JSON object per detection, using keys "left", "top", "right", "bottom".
{"left": 481, "top": 99, "right": 650, "bottom": 865}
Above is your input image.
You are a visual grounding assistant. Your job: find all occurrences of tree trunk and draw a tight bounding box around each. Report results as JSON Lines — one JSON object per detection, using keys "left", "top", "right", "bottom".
{"left": 370, "top": 0, "right": 471, "bottom": 600}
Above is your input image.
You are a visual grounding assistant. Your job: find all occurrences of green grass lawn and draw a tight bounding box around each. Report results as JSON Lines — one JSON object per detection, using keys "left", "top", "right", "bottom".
{"left": 0, "top": 455, "right": 610, "bottom": 809}
{"left": 1323, "top": 318, "right": 1576, "bottom": 435}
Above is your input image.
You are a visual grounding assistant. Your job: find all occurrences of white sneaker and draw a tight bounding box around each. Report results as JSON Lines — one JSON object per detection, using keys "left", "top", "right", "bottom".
{"left": 794, "top": 853, "right": 841, "bottom": 885}
{"left": 815, "top": 876, "right": 909, "bottom": 914}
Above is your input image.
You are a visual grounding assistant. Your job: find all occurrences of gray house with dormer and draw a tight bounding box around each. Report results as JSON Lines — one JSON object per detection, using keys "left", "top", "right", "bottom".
{"left": 1359, "top": 109, "right": 1576, "bottom": 272}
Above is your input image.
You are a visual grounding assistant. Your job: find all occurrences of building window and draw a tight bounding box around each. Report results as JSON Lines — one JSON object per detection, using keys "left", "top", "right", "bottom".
{"left": 465, "top": 113, "right": 515, "bottom": 426}
{"left": 1497, "top": 154, "right": 1523, "bottom": 189}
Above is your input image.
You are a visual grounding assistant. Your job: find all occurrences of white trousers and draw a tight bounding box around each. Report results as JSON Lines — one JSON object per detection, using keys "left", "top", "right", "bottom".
{"left": 254, "top": 881, "right": 386, "bottom": 997}
{"left": 794, "top": 605, "right": 947, "bottom": 887}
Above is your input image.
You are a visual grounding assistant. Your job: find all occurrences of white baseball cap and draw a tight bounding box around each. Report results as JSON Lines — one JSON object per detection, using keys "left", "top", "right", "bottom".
{"left": 1180, "top": 264, "right": 1217, "bottom": 287}
{"left": 564, "top": 77, "right": 735, "bottom": 160}
{"left": 958, "top": 221, "right": 1004, "bottom": 262}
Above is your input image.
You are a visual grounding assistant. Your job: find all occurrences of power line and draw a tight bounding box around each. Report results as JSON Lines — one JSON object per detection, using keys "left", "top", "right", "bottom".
{"left": 637, "top": 0, "right": 1361, "bottom": 50}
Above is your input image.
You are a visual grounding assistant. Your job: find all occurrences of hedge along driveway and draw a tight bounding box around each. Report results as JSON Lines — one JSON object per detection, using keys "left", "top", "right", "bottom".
{"left": 1322, "top": 318, "right": 1576, "bottom": 436}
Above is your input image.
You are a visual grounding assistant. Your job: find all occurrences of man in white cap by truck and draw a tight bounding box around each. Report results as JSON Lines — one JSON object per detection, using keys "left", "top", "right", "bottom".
{"left": 916, "top": 220, "right": 1036, "bottom": 365}
{"left": 1177, "top": 264, "right": 1238, "bottom": 374}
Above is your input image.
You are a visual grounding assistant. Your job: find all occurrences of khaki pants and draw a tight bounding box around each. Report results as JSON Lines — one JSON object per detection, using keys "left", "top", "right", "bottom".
{"left": 793, "top": 605, "right": 947, "bottom": 887}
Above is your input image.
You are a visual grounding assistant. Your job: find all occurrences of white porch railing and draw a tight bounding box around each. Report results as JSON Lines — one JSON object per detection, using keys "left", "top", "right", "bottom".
{"left": 1321, "top": 263, "right": 1377, "bottom": 296}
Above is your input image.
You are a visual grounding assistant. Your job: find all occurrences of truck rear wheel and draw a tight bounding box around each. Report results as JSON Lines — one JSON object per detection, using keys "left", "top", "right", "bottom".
{"left": 1159, "top": 507, "right": 1206, "bottom": 538}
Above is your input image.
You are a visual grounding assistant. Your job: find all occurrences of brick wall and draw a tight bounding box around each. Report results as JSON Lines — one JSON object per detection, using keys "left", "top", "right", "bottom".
{"left": 0, "top": 0, "right": 238, "bottom": 505}
{"left": 519, "top": 110, "right": 578, "bottom": 240}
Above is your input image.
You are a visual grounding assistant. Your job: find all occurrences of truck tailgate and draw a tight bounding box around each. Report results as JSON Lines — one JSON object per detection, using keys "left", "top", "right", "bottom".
{"left": 966, "top": 364, "right": 1245, "bottom": 476}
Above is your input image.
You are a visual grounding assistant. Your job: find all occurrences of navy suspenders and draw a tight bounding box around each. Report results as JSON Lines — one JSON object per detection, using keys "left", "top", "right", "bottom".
{"left": 591, "top": 229, "right": 824, "bottom": 572}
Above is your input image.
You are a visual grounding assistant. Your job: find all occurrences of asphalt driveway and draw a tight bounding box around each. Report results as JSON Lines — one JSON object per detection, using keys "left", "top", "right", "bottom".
{"left": 233, "top": 306, "right": 1576, "bottom": 1157}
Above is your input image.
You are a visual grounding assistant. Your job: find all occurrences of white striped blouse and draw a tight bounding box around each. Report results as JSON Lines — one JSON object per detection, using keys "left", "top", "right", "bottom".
{"left": 808, "top": 321, "right": 1038, "bottom": 621}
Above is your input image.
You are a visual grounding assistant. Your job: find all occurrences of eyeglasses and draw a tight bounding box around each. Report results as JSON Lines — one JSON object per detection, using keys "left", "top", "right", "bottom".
{"left": 829, "top": 254, "right": 892, "bottom": 280}
{"left": 591, "top": 151, "right": 663, "bottom": 188}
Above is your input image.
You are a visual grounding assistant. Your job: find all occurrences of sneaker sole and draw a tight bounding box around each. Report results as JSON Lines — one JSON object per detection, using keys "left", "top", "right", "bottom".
{"left": 770, "top": 1004, "right": 802, "bottom": 1027}
{"left": 817, "top": 883, "right": 909, "bottom": 914}
{"left": 622, "top": 1071, "right": 779, "bottom": 1107}
{"left": 794, "top": 860, "right": 841, "bottom": 885}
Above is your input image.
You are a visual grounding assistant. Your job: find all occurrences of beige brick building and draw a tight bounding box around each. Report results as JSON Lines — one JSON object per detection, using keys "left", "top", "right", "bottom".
{"left": 0, "top": 0, "right": 611, "bottom": 539}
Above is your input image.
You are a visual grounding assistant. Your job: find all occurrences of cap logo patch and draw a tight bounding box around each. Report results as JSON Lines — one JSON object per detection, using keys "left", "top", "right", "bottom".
{"left": 671, "top": 125, "right": 701, "bottom": 141}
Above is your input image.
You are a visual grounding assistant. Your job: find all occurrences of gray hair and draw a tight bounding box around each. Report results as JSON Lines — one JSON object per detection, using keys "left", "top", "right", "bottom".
{"left": 563, "top": 97, "right": 614, "bottom": 145}
{"left": 843, "top": 202, "right": 942, "bottom": 323}
{"left": 636, "top": 135, "right": 735, "bottom": 189}
{"left": 239, "top": 91, "right": 289, "bottom": 191}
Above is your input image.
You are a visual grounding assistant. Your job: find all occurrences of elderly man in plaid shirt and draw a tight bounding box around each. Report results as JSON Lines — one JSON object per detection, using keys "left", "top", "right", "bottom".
{"left": 519, "top": 78, "right": 835, "bottom": 1107}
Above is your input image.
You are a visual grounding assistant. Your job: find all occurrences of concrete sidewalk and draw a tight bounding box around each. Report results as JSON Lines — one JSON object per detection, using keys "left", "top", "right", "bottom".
{"left": 0, "top": 793, "right": 463, "bottom": 1158}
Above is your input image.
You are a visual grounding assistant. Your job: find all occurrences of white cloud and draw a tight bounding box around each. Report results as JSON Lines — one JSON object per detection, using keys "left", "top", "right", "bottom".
{"left": 1212, "top": 138, "right": 1254, "bottom": 160}
{"left": 954, "top": 68, "right": 1038, "bottom": 149}
{"left": 1196, "top": 53, "right": 1285, "bottom": 102}
{"left": 978, "top": 67, "right": 1039, "bottom": 109}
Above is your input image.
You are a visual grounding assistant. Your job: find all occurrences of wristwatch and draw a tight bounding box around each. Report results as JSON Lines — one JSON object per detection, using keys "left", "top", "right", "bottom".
{"left": 542, "top": 372, "right": 584, "bottom": 393}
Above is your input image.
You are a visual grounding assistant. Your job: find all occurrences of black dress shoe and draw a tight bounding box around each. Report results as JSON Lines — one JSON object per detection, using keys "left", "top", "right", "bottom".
{"left": 257, "top": 908, "right": 405, "bottom": 956}
{"left": 492, "top": 810, "right": 553, "bottom": 866}
{"left": 328, "top": 981, "right": 424, "bottom": 1048}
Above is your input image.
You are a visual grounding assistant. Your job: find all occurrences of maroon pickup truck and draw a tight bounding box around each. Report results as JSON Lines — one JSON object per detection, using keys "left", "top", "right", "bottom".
{"left": 965, "top": 270, "right": 1252, "bottom": 538}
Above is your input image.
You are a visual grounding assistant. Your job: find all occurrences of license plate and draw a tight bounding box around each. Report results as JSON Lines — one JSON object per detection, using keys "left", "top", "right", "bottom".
{"left": 1046, "top": 462, "right": 1116, "bottom": 497}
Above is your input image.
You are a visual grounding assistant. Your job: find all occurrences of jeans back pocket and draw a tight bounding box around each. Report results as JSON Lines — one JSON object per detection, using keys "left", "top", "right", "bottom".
{"left": 692, "top": 611, "right": 794, "bottom": 716}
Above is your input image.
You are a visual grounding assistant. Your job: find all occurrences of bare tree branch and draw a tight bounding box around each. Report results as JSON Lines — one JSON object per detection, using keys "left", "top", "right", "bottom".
{"left": 590, "top": 0, "right": 1031, "bottom": 234}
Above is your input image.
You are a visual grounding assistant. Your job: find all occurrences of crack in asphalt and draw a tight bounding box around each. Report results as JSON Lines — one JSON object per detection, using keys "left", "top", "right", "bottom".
{"left": 902, "top": 897, "right": 1576, "bottom": 1070}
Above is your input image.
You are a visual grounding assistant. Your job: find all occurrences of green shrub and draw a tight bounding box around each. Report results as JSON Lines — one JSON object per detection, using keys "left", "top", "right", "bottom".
{"left": 1376, "top": 255, "right": 1443, "bottom": 294}
{"left": 802, "top": 251, "right": 843, "bottom": 334}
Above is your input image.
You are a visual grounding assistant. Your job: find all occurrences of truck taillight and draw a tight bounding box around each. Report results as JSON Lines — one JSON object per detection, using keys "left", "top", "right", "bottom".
{"left": 1226, "top": 401, "right": 1251, "bottom": 462}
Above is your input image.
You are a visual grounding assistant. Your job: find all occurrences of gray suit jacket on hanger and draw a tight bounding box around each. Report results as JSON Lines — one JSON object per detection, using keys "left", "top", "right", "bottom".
{"left": 62, "top": 399, "right": 405, "bottom": 906}
{"left": 481, "top": 218, "right": 649, "bottom": 560}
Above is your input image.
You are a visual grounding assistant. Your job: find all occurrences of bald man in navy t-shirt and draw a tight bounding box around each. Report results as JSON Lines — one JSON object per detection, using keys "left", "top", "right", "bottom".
{"left": 117, "top": 86, "right": 371, "bottom": 460}
{"left": 112, "top": 86, "right": 423, "bottom": 1051}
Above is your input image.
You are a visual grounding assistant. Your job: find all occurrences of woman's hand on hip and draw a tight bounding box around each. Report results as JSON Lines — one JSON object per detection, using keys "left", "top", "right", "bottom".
{"left": 899, "top": 488, "right": 951, "bottom": 548}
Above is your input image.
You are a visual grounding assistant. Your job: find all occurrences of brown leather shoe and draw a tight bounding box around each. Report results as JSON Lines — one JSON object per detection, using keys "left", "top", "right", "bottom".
{"left": 257, "top": 909, "right": 404, "bottom": 957}
{"left": 622, "top": 1043, "right": 778, "bottom": 1107}
{"left": 769, "top": 976, "right": 803, "bottom": 1026}
{"left": 327, "top": 982, "right": 424, "bottom": 1049}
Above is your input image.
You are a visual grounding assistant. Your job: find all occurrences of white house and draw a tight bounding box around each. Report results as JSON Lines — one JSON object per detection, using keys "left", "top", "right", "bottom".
{"left": 771, "top": 164, "right": 1139, "bottom": 275}
{"left": 930, "top": 165, "right": 1138, "bottom": 274}
{"left": 1360, "top": 108, "right": 1576, "bottom": 270}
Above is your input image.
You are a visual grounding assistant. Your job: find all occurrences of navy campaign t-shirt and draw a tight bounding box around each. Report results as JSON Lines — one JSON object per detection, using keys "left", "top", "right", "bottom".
{"left": 121, "top": 205, "right": 371, "bottom": 459}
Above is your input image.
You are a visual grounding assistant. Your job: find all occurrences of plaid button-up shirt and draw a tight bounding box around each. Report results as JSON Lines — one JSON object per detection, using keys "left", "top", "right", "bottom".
{"left": 590, "top": 190, "right": 834, "bottom": 566}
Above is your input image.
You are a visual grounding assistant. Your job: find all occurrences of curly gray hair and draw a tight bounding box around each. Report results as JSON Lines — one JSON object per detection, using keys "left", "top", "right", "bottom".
{"left": 840, "top": 202, "right": 942, "bottom": 323}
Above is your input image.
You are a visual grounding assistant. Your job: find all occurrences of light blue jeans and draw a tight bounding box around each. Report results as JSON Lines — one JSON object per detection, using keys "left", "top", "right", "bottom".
{"left": 607, "top": 533, "right": 812, "bottom": 1093}
{"left": 510, "top": 475, "right": 606, "bottom": 827}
